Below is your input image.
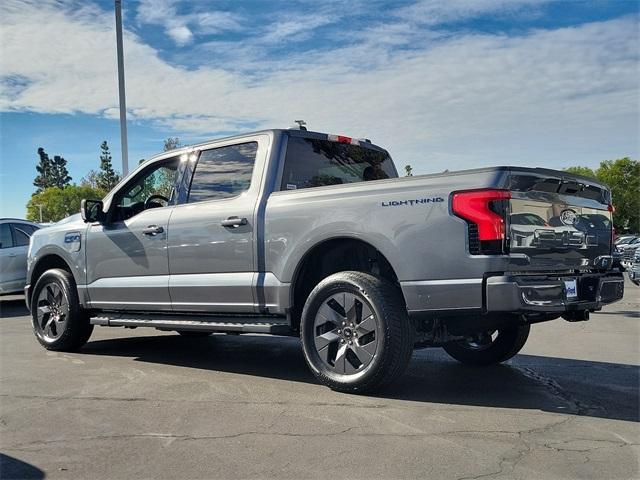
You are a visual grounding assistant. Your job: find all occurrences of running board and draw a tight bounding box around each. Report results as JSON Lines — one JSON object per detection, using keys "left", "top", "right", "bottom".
{"left": 90, "top": 313, "right": 293, "bottom": 335}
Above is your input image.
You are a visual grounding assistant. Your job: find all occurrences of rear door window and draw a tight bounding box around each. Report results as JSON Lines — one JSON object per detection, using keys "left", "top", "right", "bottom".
{"left": 188, "top": 142, "right": 258, "bottom": 203}
{"left": 11, "top": 224, "right": 31, "bottom": 247}
{"left": 18, "top": 224, "right": 38, "bottom": 235}
{"left": 0, "top": 223, "right": 13, "bottom": 249}
{"left": 280, "top": 137, "right": 397, "bottom": 191}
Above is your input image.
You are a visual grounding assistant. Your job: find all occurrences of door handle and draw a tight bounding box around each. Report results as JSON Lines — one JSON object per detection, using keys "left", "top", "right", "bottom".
{"left": 142, "top": 225, "right": 164, "bottom": 236}
{"left": 221, "top": 216, "right": 248, "bottom": 228}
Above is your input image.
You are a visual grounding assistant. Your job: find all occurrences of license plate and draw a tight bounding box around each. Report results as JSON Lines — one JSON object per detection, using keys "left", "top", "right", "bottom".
{"left": 564, "top": 279, "right": 578, "bottom": 299}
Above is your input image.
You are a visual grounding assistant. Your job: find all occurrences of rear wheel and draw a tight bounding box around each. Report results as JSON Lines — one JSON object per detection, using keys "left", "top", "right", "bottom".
{"left": 443, "top": 324, "right": 530, "bottom": 366}
{"left": 300, "top": 271, "right": 414, "bottom": 393}
{"left": 31, "top": 269, "right": 93, "bottom": 351}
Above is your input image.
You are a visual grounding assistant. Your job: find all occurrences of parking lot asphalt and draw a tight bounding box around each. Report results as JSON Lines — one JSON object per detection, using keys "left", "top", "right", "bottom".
{"left": 1, "top": 280, "right": 638, "bottom": 480}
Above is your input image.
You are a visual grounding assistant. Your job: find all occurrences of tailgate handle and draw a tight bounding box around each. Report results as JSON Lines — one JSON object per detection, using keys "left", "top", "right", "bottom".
{"left": 222, "top": 216, "right": 248, "bottom": 228}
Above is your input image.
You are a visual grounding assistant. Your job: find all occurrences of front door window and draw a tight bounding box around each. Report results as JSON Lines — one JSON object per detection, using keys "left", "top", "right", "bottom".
{"left": 112, "top": 159, "right": 179, "bottom": 222}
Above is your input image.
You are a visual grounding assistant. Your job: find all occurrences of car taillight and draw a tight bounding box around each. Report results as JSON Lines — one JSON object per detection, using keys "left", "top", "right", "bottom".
{"left": 452, "top": 189, "right": 511, "bottom": 255}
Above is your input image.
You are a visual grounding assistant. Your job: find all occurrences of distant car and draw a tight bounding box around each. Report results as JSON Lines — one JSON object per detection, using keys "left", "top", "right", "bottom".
{"left": 617, "top": 237, "right": 640, "bottom": 254}
{"left": 621, "top": 244, "right": 639, "bottom": 269}
{"left": 628, "top": 248, "right": 640, "bottom": 286}
{"left": 617, "top": 238, "right": 639, "bottom": 269}
{"left": 0, "top": 219, "right": 41, "bottom": 294}
{"left": 615, "top": 235, "right": 638, "bottom": 246}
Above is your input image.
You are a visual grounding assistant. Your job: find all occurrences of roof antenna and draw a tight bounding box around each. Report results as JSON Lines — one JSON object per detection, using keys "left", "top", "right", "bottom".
{"left": 293, "top": 120, "right": 307, "bottom": 131}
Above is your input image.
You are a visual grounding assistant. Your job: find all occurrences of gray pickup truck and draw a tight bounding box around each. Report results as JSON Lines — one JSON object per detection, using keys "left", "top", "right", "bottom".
{"left": 25, "top": 128, "right": 624, "bottom": 392}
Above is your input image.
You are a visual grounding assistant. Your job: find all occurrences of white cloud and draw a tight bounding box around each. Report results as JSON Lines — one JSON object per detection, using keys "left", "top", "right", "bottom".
{"left": 166, "top": 24, "right": 193, "bottom": 46}
{"left": 395, "top": 0, "right": 548, "bottom": 24}
{"left": 261, "top": 13, "right": 335, "bottom": 43}
{"left": 135, "top": 0, "right": 242, "bottom": 46}
{"left": 0, "top": 0, "right": 638, "bottom": 172}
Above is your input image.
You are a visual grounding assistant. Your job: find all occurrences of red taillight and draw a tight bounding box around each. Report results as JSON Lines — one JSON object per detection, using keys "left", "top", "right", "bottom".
{"left": 328, "top": 134, "right": 357, "bottom": 145}
{"left": 452, "top": 189, "right": 511, "bottom": 241}
{"left": 608, "top": 203, "right": 615, "bottom": 213}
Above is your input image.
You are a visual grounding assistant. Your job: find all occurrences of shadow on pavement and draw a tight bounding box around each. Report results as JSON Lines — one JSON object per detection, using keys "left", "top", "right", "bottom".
{"left": 82, "top": 333, "right": 639, "bottom": 424}
{"left": 0, "top": 299, "right": 28, "bottom": 319}
{"left": 592, "top": 310, "right": 640, "bottom": 318}
{"left": 0, "top": 453, "right": 45, "bottom": 480}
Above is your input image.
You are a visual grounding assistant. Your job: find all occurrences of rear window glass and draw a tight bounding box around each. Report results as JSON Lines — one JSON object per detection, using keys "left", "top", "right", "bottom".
{"left": 280, "top": 137, "right": 397, "bottom": 191}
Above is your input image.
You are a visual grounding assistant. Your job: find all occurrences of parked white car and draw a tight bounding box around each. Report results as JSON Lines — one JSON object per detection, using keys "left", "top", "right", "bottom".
{"left": 0, "top": 219, "right": 41, "bottom": 294}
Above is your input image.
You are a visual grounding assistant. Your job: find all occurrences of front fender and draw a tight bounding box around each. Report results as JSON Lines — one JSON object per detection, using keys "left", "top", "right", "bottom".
{"left": 28, "top": 226, "right": 88, "bottom": 288}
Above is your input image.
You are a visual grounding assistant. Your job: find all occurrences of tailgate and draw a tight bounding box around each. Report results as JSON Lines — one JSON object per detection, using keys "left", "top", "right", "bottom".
{"left": 507, "top": 169, "right": 613, "bottom": 270}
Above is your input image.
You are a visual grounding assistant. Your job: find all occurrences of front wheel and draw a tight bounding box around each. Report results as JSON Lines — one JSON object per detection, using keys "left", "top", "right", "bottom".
{"left": 300, "top": 271, "right": 414, "bottom": 393}
{"left": 31, "top": 269, "right": 93, "bottom": 351}
{"left": 443, "top": 324, "right": 530, "bottom": 366}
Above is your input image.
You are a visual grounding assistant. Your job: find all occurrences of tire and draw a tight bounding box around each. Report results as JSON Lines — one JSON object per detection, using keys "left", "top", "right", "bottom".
{"left": 30, "top": 268, "right": 93, "bottom": 351}
{"left": 176, "top": 331, "right": 212, "bottom": 337}
{"left": 300, "top": 271, "right": 414, "bottom": 393}
{"left": 443, "top": 324, "right": 530, "bottom": 366}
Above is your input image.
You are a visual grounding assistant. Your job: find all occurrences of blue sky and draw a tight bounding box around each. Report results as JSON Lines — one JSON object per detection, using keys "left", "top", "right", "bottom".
{"left": 1, "top": 0, "right": 638, "bottom": 218}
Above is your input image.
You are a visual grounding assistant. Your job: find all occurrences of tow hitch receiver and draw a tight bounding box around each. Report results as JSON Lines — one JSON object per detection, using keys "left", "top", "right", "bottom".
{"left": 562, "top": 310, "right": 590, "bottom": 322}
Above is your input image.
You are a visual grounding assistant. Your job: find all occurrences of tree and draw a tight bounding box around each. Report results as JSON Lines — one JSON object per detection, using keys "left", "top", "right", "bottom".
{"left": 564, "top": 166, "right": 596, "bottom": 179}
{"left": 50, "top": 155, "right": 72, "bottom": 188}
{"left": 404, "top": 165, "right": 413, "bottom": 177}
{"left": 33, "top": 148, "right": 72, "bottom": 192}
{"left": 96, "top": 141, "right": 120, "bottom": 191}
{"left": 565, "top": 158, "right": 639, "bottom": 232}
{"left": 80, "top": 169, "right": 100, "bottom": 189}
{"left": 596, "top": 158, "right": 639, "bottom": 233}
{"left": 26, "top": 185, "right": 105, "bottom": 223}
{"left": 33, "top": 148, "right": 54, "bottom": 193}
{"left": 164, "top": 137, "right": 181, "bottom": 152}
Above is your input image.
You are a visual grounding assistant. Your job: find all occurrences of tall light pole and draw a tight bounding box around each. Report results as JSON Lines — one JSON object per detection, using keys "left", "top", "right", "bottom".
{"left": 34, "top": 204, "right": 44, "bottom": 223}
{"left": 114, "top": 0, "right": 129, "bottom": 176}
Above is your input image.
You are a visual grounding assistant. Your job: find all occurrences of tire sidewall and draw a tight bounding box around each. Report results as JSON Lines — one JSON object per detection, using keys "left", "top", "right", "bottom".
{"left": 301, "top": 275, "right": 391, "bottom": 388}
{"left": 31, "top": 269, "right": 86, "bottom": 349}
{"left": 444, "top": 324, "right": 530, "bottom": 365}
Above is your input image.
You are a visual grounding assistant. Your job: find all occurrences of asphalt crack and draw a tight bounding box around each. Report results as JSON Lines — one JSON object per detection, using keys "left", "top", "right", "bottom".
{"left": 453, "top": 417, "right": 573, "bottom": 480}
{"left": 513, "top": 366, "right": 605, "bottom": 416}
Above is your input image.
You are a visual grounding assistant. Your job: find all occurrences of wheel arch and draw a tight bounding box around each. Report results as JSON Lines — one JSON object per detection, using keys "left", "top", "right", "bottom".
{"left": 289, "top": 236, "right": 401, "bottom": 329}
{"left": 28, "top": 253, "right": 76, "bottom": 307}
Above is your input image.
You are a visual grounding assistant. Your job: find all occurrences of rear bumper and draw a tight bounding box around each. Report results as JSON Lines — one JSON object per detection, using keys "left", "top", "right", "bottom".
{"left": 485, "top": 272, "right": 624, "bottom": 313}
{"left": 402, "top": 272, "right": 624, "bottom": 314}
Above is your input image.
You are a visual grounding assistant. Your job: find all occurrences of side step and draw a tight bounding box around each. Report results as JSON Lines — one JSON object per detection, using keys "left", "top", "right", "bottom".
{"left": 90, "top": 313, "right": 293, "bottom": 335}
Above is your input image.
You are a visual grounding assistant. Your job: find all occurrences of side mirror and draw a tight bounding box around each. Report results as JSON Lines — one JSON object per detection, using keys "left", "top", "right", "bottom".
{"left": 81, "top": 199, "right": 105, "bottom": 223}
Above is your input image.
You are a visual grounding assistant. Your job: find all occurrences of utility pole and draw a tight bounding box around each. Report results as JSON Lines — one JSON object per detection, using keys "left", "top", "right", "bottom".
{"left": 34, "top": 204, "right": 43, "bottom": 223}
{"left": 114, "top": 0, "right": 129, "bottom": 176}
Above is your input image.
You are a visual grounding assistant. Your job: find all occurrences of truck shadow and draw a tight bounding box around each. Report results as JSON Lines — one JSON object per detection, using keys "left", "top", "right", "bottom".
{"left": 0, "top": 453, "right": 45, "bottom": 480}
{"left": 0, "top": 298, "right": 28, "bottom": 319}
{"left": 82, "top": 333, "right": 639, "bottom": 423}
